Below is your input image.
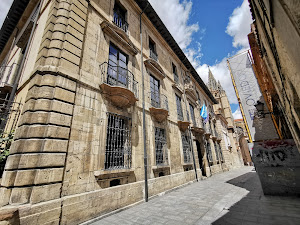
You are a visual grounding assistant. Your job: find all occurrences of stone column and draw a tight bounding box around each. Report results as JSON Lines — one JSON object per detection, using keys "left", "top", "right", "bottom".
{"left": 0, "top": 0, "right": 88, "bottom": 206}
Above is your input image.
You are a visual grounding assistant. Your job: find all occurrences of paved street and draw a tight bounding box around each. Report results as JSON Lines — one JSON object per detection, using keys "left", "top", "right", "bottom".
{"left": 86, "top": 167, "right": 300, "bottom": 225}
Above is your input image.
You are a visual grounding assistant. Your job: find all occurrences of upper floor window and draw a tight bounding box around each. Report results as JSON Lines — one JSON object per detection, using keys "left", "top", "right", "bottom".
{"left": 172, "top": 63, "right": 178, "bottom": 83}
{"left": 150, "top": 74, "right": 160, "bottom": 108}
{"left": 113, "top": 1, "right": 128, "bottom": 32}
{"left": 108, "top": 44, "right": 128, "bottom": 87}
{"left": 214, "top": 142, "right": 219, "bottom": 162}
{"left": 176, "top": 94, "right": 183, "bottom": 121}
{"left": 149, "top": 38, "right": 158, "bottom": 61}
{"left": 189, "top": 103, "right": 196, "bottom": 126}
{"left": 105, "top": 113, "right": 132, "bottom": 170}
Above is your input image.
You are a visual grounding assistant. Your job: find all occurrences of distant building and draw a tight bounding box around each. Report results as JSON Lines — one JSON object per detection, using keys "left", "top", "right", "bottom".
{"left": 234, "top": 119, "right": 252, "bottom": 166}
{"left": 207, "top": 69, "right": 244, "bottom": 169}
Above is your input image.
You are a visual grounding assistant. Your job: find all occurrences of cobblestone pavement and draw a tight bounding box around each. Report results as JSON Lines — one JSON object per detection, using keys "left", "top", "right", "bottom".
{"left": 87, "top": 167, "right": 300, "bottom": 225}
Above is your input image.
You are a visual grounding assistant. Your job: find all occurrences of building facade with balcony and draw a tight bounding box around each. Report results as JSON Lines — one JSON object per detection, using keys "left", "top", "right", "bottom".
{"left": 207, "top": 69, "right": 244, "bottom": 169}
{"left": 0, "top": 0, "right": 243, "bottom": 224}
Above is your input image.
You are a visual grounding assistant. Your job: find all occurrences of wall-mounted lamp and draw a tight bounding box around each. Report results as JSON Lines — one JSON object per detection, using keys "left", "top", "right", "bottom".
{"left": 254, "top": 100, "right": 272, "bottom": 118}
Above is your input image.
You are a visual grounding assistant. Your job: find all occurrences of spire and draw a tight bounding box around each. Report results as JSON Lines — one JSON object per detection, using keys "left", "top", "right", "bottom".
{"left": 207, "top": 66, "right": 217, "bottom": 91}
{"left": 217, "top": 80, "right": 223, "bottom": 91}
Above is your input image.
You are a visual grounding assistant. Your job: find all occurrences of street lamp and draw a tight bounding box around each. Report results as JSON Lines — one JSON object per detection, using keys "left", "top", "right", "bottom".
{"left": 254, "top": 100, "right": 271, "bottom": 118}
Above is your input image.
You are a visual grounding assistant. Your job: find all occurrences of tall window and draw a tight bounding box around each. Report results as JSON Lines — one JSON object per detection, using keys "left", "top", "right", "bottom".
{"left": 149, "top": 38, "right": 157, "bottom": 61}
{"left": 182, "top": 134, "right": 192, "bottom": 163}
{"left": 218, "top": 143, "right": 224, "bottom": 162}
{"left": 189, "top": 103, "right": 196, "bottom": 126}
{"left": 172, "top": 63, "right": 178, "bottom": 83}
{"left": 206, "top": 142, "right": 213, "bottom": 162}
{"left": 113, "top": 2, "right": 128, "bottom": 32}
{"left": 155, "top": 128, "right": 168, "bottom": 165}
{"left": 214, "top": 142, "right": 219, "bottom": 162}
{"left": 176, "top": 94, "right": 183, "bottom": 121}
{"left": 105, "top": 113, "right": 132, "bottom": 170}
{"left": 108, "top": 44, "right": 128, "bottom": 87}
{"left": 150, "top": 75, "right": 160, "bottom": 108}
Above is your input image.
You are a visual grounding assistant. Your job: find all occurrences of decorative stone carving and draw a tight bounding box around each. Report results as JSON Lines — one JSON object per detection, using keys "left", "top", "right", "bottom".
{"left": 177, "top": 121, "right": 190, "bottom": 131}
{"left": 144, "top": 58, "right": 165, "bottom": 80}
{"left": 149, "top": 107, "right": 168, "bottom": 122}
{"left": 100, "top": 83, "right": 138, "bottom": 108}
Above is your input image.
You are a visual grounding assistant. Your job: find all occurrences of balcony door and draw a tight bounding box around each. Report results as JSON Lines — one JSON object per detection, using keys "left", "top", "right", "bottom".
{"left": 108, "top": 44, "right": 128, "bottom": 87}
{"left": 150, "top": 75, "right": 160, "bottom": 108}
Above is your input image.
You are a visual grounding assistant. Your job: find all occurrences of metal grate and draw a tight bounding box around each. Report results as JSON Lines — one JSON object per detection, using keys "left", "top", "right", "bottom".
{"left": 214, "top": 142, "right": 219, "bottom": 162}
{"left": 182, "top": 134, "right": 192, "bottom": 163}
{"left": 105, "top": 113, "right": 132, "bottom": 170}
{"left": 189, "top": 104, "right": 196, "bottom": 126}
{"left": 206, "top": 142, "right": 213, "bottom": 162}
{"left": 155, "top": 127, "right": 168, "bottom": 165}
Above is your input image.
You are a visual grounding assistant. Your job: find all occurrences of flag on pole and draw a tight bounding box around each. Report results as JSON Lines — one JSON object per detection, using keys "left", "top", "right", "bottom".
{"left": 200, "top": 104, "right": 208, "bottom": 122}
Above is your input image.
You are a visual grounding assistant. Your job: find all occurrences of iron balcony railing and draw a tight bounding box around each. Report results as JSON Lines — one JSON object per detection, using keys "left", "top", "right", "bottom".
{"left": 149, "top": 92, "right": 169, "bottom": 111}
{"left": 113, "top": 11, "right": 128, "bottom": 33}
{"left": 0, "top": 63, "right": 19, "bottom": 86}
{"left": 150, "top": 49, "right": 158, "bottom": 61}
{"left": 99, "top": 62, "right": 139, "bottom": 99}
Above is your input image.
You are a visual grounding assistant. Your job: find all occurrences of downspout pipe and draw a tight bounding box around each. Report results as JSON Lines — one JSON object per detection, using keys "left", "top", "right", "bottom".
{"left": 0, "top": 0, "right": 44, "bottom": 132}
{"left": 140, "top": 2, "right": 149, "bottom": 202}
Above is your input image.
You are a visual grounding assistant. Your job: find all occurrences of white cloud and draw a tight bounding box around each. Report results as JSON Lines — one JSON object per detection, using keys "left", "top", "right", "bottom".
{"left": 0, "top": 0, "right": 14, "bottom": 29}
{"left": 232, "top": 108, "right": 243, "bottom": 119}
{"left": 226, "top": 0, "right": 253, "bottom": 48}
{"left": 149, "top": 0, "right": 201, "bottom": 54}
{"left": 149, "top": 0, "right": 252, "bottom": 106}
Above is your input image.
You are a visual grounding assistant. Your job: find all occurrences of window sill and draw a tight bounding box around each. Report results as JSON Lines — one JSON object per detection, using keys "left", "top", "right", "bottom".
{"left": 94, "top": 168, "right": 134, "bottom": 180}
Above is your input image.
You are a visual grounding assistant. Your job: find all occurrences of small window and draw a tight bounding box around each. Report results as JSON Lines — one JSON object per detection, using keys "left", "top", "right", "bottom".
{"left": 172, "top": 63, "right": 178, "bottom": 83}
{"left": 155, "top": 127, "right": 168, "bottom": 166}
{"left": 149, "top": 38, "right": 158, "bottom": 61}
{"left": 113, "top": 1, "right": 128, "bottom": 32}
{"left": 176, "top": 94, "right": 183, "bottom": 121}
{"left": 105, "top": 113, "right": 132, "bottom": 170}
{"left": 182, "top": 134, "right": 192, "bottom": 163}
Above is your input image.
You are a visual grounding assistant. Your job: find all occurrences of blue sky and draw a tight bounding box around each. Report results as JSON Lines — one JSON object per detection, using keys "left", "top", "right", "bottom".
{"left": 0, "top": 0, "right": 252, "bottom": 117}
{"left": 149, "top": 0, "right": 253, "bottom": 118}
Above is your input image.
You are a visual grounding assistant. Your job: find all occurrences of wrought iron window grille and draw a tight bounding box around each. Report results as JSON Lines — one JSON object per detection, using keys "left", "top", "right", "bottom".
{"left": 155, "top": 127, "right": 168, "bottom": 166}
{"left": 206, "top": 142, "right": 213, "bottom": 162}
{"left": 182, "top": 133, "right": 192, "bottom": 164}
{"left": 214, "top": 142, "right": 219, "bottom": 162}
{"left": 113, "top": 8, "right": 128, "bottom": 33}
{"left": 104, "top": 112, "right": 132, "bottom": 170}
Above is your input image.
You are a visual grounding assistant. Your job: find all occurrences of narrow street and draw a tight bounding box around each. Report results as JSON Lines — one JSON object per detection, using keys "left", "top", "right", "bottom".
{"left": 86, "top": 167, "right": 300, "bottom": 225}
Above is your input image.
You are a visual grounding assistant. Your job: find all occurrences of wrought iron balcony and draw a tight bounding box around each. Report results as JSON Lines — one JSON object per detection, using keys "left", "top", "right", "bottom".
{"left": 150, "top": 49, "right": 158, "bottom": 61}
{"left": 99, "top": 62, "right": 139, "bottom": 108}
{"left": 113, "top": 11, "right": 128, "bottom": 33}
{"left": 149, "top": 92, "right": 169, "bottom": 122}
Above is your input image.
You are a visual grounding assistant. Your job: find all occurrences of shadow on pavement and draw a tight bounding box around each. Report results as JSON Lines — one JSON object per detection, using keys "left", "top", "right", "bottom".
{"left": 212, "top": 171, "right": 300, "bottom": 225}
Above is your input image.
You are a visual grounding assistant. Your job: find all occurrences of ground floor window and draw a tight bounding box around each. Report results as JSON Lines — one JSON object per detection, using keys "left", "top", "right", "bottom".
{"left": 214, "top": 142, "right": 219, "bottom": 162}
{"left": 155, "top": 127, "right": 168, "bottom": 165}
{"left": 218, "top": 143, "right": 224, "bottom": 162}
{"left": 206, "top": 142, "right": 213, "bottom": 163}
{"left": 182, "top": 134, "right": 192, "bottom": 163}
{"left": 105, "top": 113, "right": 132, "bottom": 170}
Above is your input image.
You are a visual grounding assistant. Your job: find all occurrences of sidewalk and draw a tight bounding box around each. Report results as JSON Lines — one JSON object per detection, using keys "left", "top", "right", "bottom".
{"left": 86, "top": 167, "right": 300, "bottom": 225}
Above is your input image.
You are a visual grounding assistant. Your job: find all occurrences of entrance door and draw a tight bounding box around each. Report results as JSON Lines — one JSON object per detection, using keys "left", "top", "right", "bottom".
{"left": 195, "top": 140, "right": 205, "bottom": 176}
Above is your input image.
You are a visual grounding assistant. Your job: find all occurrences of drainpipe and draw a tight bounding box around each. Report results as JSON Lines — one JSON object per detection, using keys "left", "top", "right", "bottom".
{"left": 0, "top": 0, "right": 44, "bottom": 131}
{"left": 140, "top": 2, "right": 149, "bottom": 202}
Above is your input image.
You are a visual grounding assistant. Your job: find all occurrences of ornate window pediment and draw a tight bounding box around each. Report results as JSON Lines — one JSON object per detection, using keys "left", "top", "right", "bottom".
{"left": 144, "top": 58, "right": 165, "bottom": 80}
{"left": 101, "top": 21, "right": 138, "bottom": 56}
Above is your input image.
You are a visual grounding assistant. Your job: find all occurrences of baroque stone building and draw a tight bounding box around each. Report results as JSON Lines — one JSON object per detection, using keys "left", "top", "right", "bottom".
{"left": 207, "top": 69, "right": 243, "bottom": 169}
{"left": 0, "top": 0, "right": 242, "bottom": 224}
